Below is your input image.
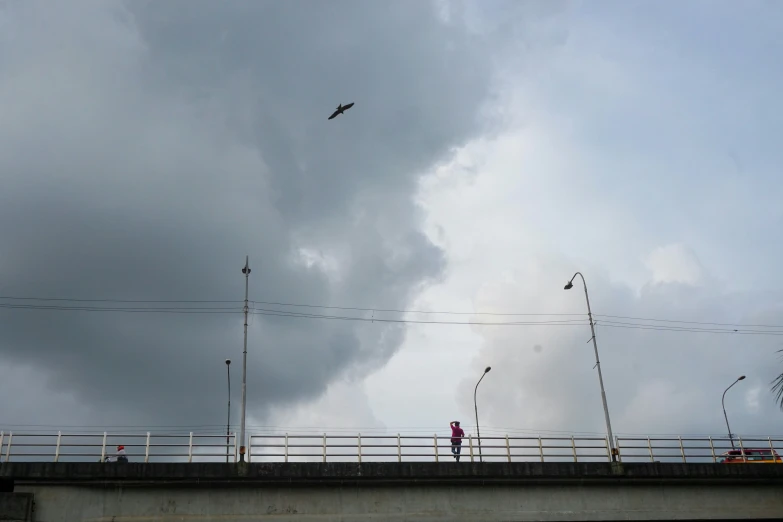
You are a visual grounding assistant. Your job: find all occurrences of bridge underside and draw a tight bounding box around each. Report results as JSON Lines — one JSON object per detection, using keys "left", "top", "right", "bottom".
{"left": 2, "top": 462, "right": 783, "bottom": 521}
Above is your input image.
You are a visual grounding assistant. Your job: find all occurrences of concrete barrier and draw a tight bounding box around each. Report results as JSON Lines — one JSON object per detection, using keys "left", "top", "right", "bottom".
{"left": 3, "top": 462, "right": 783, "bottom": 521}
{"left": 0, "top": 493, "right": 33, "bottom": 522}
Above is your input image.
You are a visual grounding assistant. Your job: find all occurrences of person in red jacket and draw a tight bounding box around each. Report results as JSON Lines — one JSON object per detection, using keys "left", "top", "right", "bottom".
{"left": 450, "top": 421, "right": 464, "bottom": 462}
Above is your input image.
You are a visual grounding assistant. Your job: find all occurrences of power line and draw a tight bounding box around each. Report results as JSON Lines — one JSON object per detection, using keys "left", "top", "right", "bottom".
{"left": 2, "top": 422, "right": 781, "bottom": 439}
{"left": 2, "top": 295, "right": 783, "bottom": 335}
{"left": 0, "top": 303, "right": 241, "bottom": 314}
{"left": 251, "top": 300, "right": 584, "bottom": 317}
{"left": 250, "top": 307, "right": 588, "bottom": 326}
{"left": 597, "top": 321, "right": 783, "bottom": 336}
{"left": 0, "top": 295, "right": 584, "bottom": 316}
{"left": 0, "top": 296, "right": 243, "bottom": 304}
{"left": 595, "top": 313, "right": 783, "bottom": 330}
{"left": 249, "top": 309, "right": 783, "bottom": 335}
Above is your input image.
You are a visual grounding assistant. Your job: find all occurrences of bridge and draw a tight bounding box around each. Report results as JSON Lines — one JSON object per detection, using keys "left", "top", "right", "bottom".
{"left": 2, "top": 430, "right": 783, "bottom": 521}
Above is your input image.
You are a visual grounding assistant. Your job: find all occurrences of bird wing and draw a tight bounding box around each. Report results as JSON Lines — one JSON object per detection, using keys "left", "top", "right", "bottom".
{"left": 343, "top": 102, "right": 354, "bottom": 111}
{"left": 328, "top": 109, "right": 340, "bottom": 120}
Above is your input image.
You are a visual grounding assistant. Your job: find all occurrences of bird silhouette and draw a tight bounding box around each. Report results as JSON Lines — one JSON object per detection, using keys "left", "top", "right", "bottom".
{"left": 328, "top": 102, "right": 355, "bottom": 120}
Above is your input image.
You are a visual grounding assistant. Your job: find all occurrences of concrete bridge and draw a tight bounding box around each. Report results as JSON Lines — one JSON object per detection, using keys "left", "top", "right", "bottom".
{"left": 2, "top": 460, "right": 783, "bottom": 521}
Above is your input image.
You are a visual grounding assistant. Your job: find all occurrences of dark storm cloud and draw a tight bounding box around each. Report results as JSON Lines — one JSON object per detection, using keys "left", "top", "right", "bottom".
{"left": 0, "top": 0, "right": 515, "bottom": 430}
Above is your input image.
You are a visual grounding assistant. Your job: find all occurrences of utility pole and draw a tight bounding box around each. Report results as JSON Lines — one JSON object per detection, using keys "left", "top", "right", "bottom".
{"left": 239, "top": 256, "right": 251, "bottom": 462}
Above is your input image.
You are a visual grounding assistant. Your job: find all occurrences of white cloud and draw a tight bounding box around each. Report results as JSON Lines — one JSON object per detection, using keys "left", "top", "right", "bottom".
{"left": 353, "top": 2, "right": 783, "bottom": 445}
{"left": 745, "top": 385, "right": 761, "bottom": 414}
{"left": 645, "top": 244, "right": 705, "bottom": 287}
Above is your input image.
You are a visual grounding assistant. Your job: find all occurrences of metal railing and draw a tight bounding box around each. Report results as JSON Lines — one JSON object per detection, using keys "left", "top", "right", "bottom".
{"left": 1, "top": 430, "right": 781, "bottom": 464}
{"left": 247, "top": 434, "right": 612, "bottom": 463}
{"left": 247, "top": 434, "right": 783, "bottom": 463}
{"left": 616, "top": 436, "right": 783, "bottom": 463}
{"left": 0, "top": 430, "right": 237, "bottom": 463}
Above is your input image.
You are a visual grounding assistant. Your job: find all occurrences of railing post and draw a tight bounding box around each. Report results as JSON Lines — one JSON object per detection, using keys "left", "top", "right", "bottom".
{"left": 188, "top": 432, "right": 193, "bottom": 463}
{"left": 709, "top": 437, "right": 716, "bottom": 463}
{"left": 397, "top": 434, "right": 401, "bottom": 463}
{"left": 4, "top": 432, "right": 11, "bottom": 463}
{"left": 647, "top": 437, "right": 653, "bottom": 462}
{"left": 468, "top": 434, "right": 474, "bottom": 462}
{"left": 0, "top": 432, "right": 4, "bottom": 462}
{"left": 234, "top": 433, "right": 238, "bottom": 463}
{"left": 145, "top": 432, "right": 151, "bottom": 463}
{"left": 54, "top": 431, "right": 62, "bottom": 462}
{"left": 768, "top": 437, "right": 777, "bottom": 462}
{"left": 247, "top": 435, "right": 252, "bottom": 463}
{"left": 358, "top": 433, "right": 362, "bottom": 463}
{"left": 433, "top": 434, "right": 438, "bottom": 463}
{"left": 678, "top": 436, "right": 685, "bottom": 463}
{"left": 506, "top": 435, "right": 511, "bottom": 462}
{"left": 323, "top": 434, "right": 327, "bottom": 463}
{"left": 538, "top": 436, "right": 544, "bottom": 463}
{"left": 284, "top": 433, "right": 289, "bottom": 463}
{"left": 101, "top": 432, "right": 107, "bottom": 462}
{"left": 738, "top": 437, "right": 746, "bottom": 462}
{"left": 571, "top": 436, "right": 577, "bottom": 463}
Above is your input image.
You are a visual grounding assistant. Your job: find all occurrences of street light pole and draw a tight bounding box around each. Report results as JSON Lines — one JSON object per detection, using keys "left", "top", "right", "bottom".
{"left": 564, "top": 272, "right": 617, "bottom": 461}
{"left": 474, "top": 366, "right": 491, "bottom": 463}
{"left": 239, "top": 256, "right": 251, "bottom": 462}
{"left": 225, "top": 359, "right": 231, "bottom": 463}
{"left": 722, "top": 375, "right": 745, "bottom": 450}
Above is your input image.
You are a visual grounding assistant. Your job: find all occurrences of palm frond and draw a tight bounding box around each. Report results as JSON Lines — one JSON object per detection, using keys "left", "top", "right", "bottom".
{"left": 770, "top": 349, "right": 783, "bottom": 410}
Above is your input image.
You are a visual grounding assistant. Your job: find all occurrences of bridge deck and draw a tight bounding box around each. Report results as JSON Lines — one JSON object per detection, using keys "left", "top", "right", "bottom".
{"left": 3, "top": 461, "right": 783, "bottom": 487}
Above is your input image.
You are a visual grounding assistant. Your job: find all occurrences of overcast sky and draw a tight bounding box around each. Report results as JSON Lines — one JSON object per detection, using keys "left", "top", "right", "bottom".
{"left": 2, "top": 0, "right": 783, "bottom": 457}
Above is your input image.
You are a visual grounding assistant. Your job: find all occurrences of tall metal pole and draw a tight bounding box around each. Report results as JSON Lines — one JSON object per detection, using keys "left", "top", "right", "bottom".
{"left": 239, "top": 256, "right": 251, "bottom": 462}
{"left": 474, "top": 366, "right": 491, "bottom": 463}
{"left": 722, "top": 376, "right": 745, "bottom": 450}
{"left": 226, "top": 359, "right": 231, "bottom": 463}
{"left": 565, "top": 272, "right": 616, "bottom": 461}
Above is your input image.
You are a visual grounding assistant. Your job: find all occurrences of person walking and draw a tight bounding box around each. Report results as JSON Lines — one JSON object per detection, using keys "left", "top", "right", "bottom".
{"left": 450, "top": 421, "right": 464, "bottom": 462}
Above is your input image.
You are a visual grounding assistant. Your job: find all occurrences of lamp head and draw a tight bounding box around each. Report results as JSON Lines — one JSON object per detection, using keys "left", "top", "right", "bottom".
{"left": 226, "top": 359, "right": 231, "bottom": 365}
{"left": 738, "top": 375, "right": 746, "bottom": 381}
{"left": 484, "top": 366, "right": 491, "bottom": 373}
{"left": 564, "top": 281, "right": 574, "bottom": 290}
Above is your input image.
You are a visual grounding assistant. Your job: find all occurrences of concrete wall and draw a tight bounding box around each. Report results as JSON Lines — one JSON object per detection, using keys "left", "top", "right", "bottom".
{"left": 4, "top": 462, "right": 783, "bottom": 521}
{"left": 0, "top": 493, "right": 33, "bottom": 522}
{"left": 12, "top": 482, "right": 783, "bottom": 521}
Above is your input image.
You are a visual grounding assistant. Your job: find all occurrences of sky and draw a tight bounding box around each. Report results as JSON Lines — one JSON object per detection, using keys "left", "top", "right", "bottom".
{"left": 1, "top": 0, "right": 783, "bottom": 461}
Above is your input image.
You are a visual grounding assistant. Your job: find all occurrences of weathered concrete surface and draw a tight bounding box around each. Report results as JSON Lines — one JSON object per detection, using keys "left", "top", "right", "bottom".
{"left": 0, "top": 493, "right": 33, "bottom": 522}
{"left": 11, "top": 483, "right": 783, "bottom": 521}
{"left": 4, "top": 463, "right": 783, "bottom": 521}
{"left": 3, "top": 461, "right": 783, "bottom": 485}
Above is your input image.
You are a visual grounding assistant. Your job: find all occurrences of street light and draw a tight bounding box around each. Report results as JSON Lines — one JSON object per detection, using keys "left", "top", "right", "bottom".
{"left": 564, "top": 272, "right": 617, "bottom": 462}
{"left": 474, "top": 366, "right": 491, "bottom": 463}
{"left": 225, "top": 359, "right": 231, "bottom": 463}
{"left": 722, "top": 375, "right": 745, "bottom": 450}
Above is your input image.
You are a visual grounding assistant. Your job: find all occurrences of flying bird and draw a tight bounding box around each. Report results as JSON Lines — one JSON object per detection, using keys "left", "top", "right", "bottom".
{"left": 328, "top": 102, "right": 354, "bottom": 120}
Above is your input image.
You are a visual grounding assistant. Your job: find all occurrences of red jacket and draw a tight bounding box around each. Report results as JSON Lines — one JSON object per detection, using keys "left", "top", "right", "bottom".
{"left": 450, "top": 424, "right": 464, "bottom": 443}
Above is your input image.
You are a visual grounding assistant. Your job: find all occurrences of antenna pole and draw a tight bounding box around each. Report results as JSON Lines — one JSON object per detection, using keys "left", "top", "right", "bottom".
{"left": 239, "top": 256, "right": 251, "bottom": 462}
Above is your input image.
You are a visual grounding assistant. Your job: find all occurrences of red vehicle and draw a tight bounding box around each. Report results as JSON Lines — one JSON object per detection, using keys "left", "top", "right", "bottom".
{"left": 718, "top": 448, "right": 782, "bottom": 463}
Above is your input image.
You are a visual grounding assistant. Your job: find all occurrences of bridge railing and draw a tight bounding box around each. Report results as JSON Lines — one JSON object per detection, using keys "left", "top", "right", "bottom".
{"left": 0, "top": 430, "right": 237, "bottom": 463}
{"left": 615, "top": 436, "right": 783, "bottom": 463}
{"left": 2, "top": 430, "right": 781, "bottom": 463}
{"left": 247, "top": 434, "right": 613, "bottom": 463}
{"left": 247, "top": 434, "right": 783, "bottom": 463}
